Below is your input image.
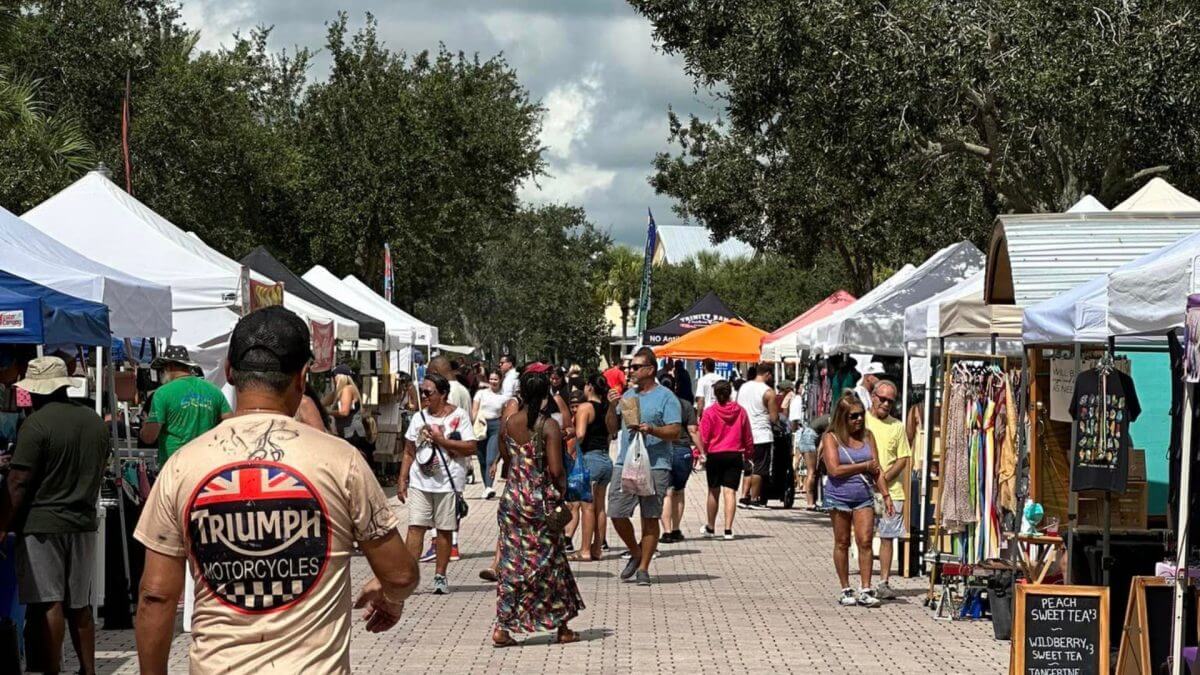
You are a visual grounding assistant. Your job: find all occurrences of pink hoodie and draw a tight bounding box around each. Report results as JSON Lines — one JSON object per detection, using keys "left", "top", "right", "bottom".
{"left": 699, "top": 401, "right": 754, "bottom": 456}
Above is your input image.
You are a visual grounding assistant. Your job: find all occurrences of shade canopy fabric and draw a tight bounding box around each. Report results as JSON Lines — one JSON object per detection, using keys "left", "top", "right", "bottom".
{"left": 654, "top": 319, "right": 767, "bottom": 363}
{"left": 242, "top": 247, "right": 386, "bottom": 341}
{"left": 1107, "top": 229, "right": 1200, "bottom": 337}
{"left": 904, "top": 272, "right": 984, "bottom": 343}
{"left": 0, "top": 271, "right": 110, "bottom": 345}
{"left": 0, "top": 204, "right": 171, "bottom": 338}
{"left": 1066, "top": 194, "right": 1108, "bottom": 213}
{"left": 761, "top": 290, "right": 855, "bottom": 361}
{"left": 643, "top": 291, "right": 740, "bottom": 346}
{"left": 1022, "top": 230, "right": 1200, "bottom": 344}
{"left": 795, "top": 264, "right": 917, "bottom": 353}
{"left": 817, "top": 241, "right": 984, "bottom": 356}
{"left": 1113, "top": 177, "right": 1200, "bottom": 213}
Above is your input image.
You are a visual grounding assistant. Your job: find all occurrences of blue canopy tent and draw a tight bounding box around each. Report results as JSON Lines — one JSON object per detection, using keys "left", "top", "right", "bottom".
{"left": 0, "top": 270, "right": 109, "bottom": 345}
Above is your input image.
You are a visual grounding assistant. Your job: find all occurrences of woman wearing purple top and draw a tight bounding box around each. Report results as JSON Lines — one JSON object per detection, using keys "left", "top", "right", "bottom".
{"left": 821, "top": 392, "right": 894, "bottom": 608}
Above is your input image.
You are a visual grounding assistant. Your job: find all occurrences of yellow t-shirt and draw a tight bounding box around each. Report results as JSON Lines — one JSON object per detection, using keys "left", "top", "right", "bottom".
{"left": 134, "top": 413, "right": 399, "bottom": 674}
{"left": 866, "top": 413, "right": 912, "bottom": 501}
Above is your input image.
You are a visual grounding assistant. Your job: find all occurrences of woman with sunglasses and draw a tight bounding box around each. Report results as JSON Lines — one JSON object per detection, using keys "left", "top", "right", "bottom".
{"left": 821, "top": 391, "right": 893, "bottom": 608}
{"left": 400, "top": 372, "right": 476, "bottom": 596}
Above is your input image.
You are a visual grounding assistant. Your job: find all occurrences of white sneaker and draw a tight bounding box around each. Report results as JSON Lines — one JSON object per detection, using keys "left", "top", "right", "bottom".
{"left": 838, "top": 588, "right": 857, "bottom": 606}
{"left": 723, "top": 530, "right": 734, "bottom": 541}
{"left": 484, "top": 487, "right": 496, "bottom": 499}
{"left": 701, "top": 526, "right": 716, "bottom": 538}
{"left": 857, "top": 588, "right": 881, "bottom": 608}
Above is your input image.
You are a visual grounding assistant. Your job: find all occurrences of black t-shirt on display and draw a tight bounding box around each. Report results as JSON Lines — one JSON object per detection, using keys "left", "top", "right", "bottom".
{"left": 1069, "top": 368, "right": 1141, "bottom": 493}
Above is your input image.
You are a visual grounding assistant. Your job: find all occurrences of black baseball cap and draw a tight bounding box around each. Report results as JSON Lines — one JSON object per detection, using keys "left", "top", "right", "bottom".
{"left": 227, "top": 306, "right": 313, "bottom": 373}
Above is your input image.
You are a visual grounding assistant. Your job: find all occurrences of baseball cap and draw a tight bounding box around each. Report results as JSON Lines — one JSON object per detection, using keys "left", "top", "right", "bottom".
{"left": 227, "top": 306, "right": 313, "bottom": 373}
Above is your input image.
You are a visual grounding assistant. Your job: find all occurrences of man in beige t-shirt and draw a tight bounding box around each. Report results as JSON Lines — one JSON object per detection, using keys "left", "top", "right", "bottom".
{"left": 134, "top": 307, "right": 418, "bottom": 674}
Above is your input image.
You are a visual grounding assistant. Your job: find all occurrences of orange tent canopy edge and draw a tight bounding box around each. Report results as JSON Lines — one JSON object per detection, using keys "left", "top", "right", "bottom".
{"left": 653, "top": 319, "right": 768, "bottom": 363}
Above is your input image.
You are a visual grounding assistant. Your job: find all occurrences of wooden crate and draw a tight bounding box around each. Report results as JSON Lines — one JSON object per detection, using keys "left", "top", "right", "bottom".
{"left": 1078, "top": 481, "right": 1148, "bottom": 530}
{"left": 1127, "top": 449, "right": 1146, "bottom": 483}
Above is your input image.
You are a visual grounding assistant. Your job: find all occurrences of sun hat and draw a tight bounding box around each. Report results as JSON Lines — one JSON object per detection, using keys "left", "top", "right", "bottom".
{"left": 151, "top": 345, "right": 198, "bottom": 370}
{"left": 15, "top": 356, "right": 83, "bottom": 395}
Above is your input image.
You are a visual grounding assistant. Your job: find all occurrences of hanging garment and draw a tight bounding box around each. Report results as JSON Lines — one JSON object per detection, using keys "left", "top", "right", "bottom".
{"left": 940, "top": 367, "right": 975, "bottom": 529}
{"left": 997, "top": 372, "right": 1018, "bottom": 513}
{"left": 1069, "top": 367, "right": 1141, "bottom": 492}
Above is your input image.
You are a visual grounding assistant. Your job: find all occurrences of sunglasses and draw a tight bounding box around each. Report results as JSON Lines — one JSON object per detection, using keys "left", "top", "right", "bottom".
{"left": 628, "top": 363, "right": 652, "bottom": 371}
{"left": 874, "top": 395, "right": 895, "bottom": 405}
{"left": 848, "top": 412, "right": 865, "bottom": 421}
{"left": 419, "top": 388, "right": 437, "bottom": 397}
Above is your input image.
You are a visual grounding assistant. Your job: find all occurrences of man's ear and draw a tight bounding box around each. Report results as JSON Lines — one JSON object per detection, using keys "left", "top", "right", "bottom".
{"left": 296, "top": 363, "right": 311, "bottom": 395}
{"left": 224, "top": 359, "right": 233, "bottom": 384}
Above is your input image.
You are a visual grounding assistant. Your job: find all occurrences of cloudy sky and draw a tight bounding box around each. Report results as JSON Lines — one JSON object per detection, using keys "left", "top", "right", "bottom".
{"left": 179, "top": 0, "right": 720, "bottom": 246}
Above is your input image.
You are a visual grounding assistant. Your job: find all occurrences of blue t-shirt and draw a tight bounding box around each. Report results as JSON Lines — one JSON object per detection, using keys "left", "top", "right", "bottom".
{"left": 616, "top": 385, "right": 683, "bottom": 470}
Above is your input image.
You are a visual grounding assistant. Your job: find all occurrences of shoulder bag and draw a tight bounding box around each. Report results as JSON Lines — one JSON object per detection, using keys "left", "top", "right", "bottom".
{"left": 533, "top": 416, "right": 572, "bottom": 532}
{"left": 427, "top": 411, "right": 469, "bottom": 522}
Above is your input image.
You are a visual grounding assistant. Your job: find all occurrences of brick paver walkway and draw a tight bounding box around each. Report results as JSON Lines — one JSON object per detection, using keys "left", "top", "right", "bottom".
{"left": 83, "top": 473, "right": 1008, "bottom": 674}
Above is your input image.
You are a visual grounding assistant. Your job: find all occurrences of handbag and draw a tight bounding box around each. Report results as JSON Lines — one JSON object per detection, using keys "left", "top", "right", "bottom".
{"left": 431, "top": 419, "right": 469, "bottom": 522}
{"left": 532, "top": 417, "right": 572, "bottom": 532}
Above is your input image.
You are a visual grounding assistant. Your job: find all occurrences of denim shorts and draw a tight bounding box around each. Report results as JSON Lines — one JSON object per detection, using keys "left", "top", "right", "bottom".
{"left": 581, "top": 450, "right": 613, "bottom": 487}
{"left": 668, "top": 446, "right": 693, "bottom": 492}
{"left": 825, "top": 495, "right": 874, "bottom": 512}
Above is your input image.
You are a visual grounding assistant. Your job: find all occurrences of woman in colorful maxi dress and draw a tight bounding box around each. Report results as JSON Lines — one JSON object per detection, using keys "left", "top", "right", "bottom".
{"left": 493, "top": 368, "right": 584, "bottom": 647}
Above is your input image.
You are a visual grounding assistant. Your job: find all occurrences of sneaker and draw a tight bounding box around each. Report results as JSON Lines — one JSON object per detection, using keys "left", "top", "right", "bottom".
{"left": 737, "top": 497, "right": 751, "bottom": 509}
{"left": 636, "top": 570, "right": 651, "bottom": 586}
{"left": 747, "top": 501, "right": 768, "bottom": 511}
{"left": 419, "top": 544, "right": 436, "bottom": 563}
{"left": 565, "top": 538, "right": 575, "bottom": 552}
{"left": 659, "top": 532, "right": 677, "bottom": 544}
{"left": 620, "top": 556, "right": 640, "bottom": 580}
{"left": 701, "top": 525, "right": 716, "bottom": 538}
{"left": 450, "top": 545, "right": 461, "bottom": 562}
{"left": 838, "top": 588, "right": 857, "bottom": 606}
{"left": 857, "top": 588, "right": 881, "bottom": 608}
{"left": 432, "top": 574, "right": 449, "bottom": 595}
{"left": 484, "top": 487, "right": 496, "bottom": 499}
{"left": 875, "top": 581, "right": 897, "bottom": 600}
{"left": 723, "top": 530, "right": 734, "bottom": 541}
{"left": 601, "top": 540, "right": 610, "bottom": 552}
{"left": 671, "top": 530, "right": 685, "bottom": 541}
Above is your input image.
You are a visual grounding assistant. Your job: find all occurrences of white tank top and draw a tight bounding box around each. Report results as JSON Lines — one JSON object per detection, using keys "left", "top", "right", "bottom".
{"left": 737, "top": 380, "right": 773, "bottom": 444}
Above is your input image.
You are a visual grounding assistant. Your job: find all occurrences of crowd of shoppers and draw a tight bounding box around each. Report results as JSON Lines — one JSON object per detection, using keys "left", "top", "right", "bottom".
{"left": 0, "top": 300, "right": 920, "bottom": 670}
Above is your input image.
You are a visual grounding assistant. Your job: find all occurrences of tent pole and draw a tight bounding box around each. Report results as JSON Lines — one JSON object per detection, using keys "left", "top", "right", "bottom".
{"left": 106, "top": 349, "right": 132, "bottom": 604}
{"left": 919, "top": 336, "right": 936, "bottom": 573}
{"left": 1065, "top": 342, "right": 1082, "bottom": 585}
{"left": 1171, "top": 379, "right": 1193, "bottom": 675}
{"left": 95, "top": 346, "right": 103, "bottom": 417}
{"left": 901, "top": 344, "right": 910, "bottom": 423}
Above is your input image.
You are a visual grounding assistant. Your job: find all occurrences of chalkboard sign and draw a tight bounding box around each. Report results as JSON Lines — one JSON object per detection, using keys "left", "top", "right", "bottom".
{"left": 1116, "top": 576, "right": 1198, "bottom": 675}
{"left": 1011, "top": 584, "right": 1110, "bottom": 675}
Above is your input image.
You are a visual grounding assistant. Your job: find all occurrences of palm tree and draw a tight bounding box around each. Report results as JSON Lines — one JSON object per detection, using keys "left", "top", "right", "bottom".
{"left": 603, "top": 245, "right": 644, "bottom": 345}
{"left": 0, "top": 9, "right": 93, "bottom": 184}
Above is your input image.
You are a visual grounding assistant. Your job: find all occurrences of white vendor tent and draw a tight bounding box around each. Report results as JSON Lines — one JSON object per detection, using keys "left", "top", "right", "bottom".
{"left": 1022, "top": 183, "right": 1200, "bottom": 344}
{"left": 794, "top": 264, "right": 916, "bottom": 353}
{"left": 818, "top": 240, "right": 984, "bottom": 356}
{"left": 1106, "top": 229, "right": 1200, "bottom": 337}
{"left": 902, "top": 271, "right": 1020, "bottom": 351}
{"left": 24, "top": 171, "right": 358, "bottom": 380}
{"left": 1113, "top": 177, "right": 1200, "bottom": 213}
{"left": 340, "top": 274, "right": 438, "bottom": 347}
{"left": 302, "top": 266, "right": 436, "bottom": 347}
{"left": 0, "top": 205, "right": 172, "bottom": 337}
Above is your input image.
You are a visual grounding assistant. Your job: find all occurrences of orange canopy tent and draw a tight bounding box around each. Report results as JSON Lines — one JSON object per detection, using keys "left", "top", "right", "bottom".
{"left": 653, "top": 319, "right": 768, "bottom": 363}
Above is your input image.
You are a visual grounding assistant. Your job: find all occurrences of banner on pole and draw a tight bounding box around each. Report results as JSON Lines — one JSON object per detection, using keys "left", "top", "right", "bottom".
{"left": 634, "top": 208, "right": 657, "bottom": 340}
{"left": 249, "top": 279, "right": 284, "bottom": 312}
{"left": 383, "top": 243, "right": 394, "bottom": 303}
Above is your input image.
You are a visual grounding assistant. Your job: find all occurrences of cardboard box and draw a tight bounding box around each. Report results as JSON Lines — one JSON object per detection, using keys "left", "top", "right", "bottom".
{"left": 1127, "top": 449, "right": 1146, "bottom": 483}
{"left": 1078, "top": 481, "right": 1148, "bottom": 529}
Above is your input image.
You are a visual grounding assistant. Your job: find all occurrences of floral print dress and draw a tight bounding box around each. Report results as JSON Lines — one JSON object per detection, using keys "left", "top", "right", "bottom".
{"left": 496, "top": 418, "right": 584, "bottom": 633}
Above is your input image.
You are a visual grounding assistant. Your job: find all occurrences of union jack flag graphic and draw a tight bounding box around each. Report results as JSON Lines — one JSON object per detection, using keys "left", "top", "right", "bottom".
{"left": 194, "top": 465, "right": 314, "bottom": 507}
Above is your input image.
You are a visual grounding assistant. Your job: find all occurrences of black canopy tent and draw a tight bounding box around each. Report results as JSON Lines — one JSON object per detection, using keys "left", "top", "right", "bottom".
{"left": 241, "top": 246, "right": 388, "bottom": 341}
{"left": 643, "top": 291, "right": 741, "bottom": 346}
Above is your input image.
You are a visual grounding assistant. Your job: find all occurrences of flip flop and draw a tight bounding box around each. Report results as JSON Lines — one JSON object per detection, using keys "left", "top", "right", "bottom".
{"left": 479, "top": 568, "right": 498, "bottom": 582}
{"left": 567, "top": 552, "right": 594, "bottom": 563}
{"left": 492, "top": 631, "right": 518, "bottom": 648}
{"left": 555, "top": 629, "right": 580, "bottom": 644}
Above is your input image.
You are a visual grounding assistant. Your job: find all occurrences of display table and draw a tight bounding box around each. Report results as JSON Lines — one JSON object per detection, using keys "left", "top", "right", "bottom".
{"left": 1009, "top": 533, "right": 1065, "bottom": 584}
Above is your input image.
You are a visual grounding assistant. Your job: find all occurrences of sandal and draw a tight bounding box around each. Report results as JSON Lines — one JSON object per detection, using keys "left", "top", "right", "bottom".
{"left": 567, "top": 552, "right": 593, "bottom": 563}
{"left": 492, "top": 629, "right": 517, "bottom": 648}
{"left": 479, "top": 568, "right": 498, "bottom": 582}
{"left": 555, "top": 628, "right": 580, "bottom": 644}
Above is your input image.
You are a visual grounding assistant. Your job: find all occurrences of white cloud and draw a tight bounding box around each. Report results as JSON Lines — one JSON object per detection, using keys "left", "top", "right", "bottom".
{"left": 521, "top": 162, "right": 616, "bottom": 204}
{"left": 540, "top": 67, "right": 602, "bottom": 160}
{"left": 180, "top": 0, "right": 256, "bottom": 53}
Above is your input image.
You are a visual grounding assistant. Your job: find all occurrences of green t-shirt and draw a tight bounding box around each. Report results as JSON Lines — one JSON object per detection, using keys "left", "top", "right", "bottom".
{"left": 148, "top": 376, "right": 231, "bottom": 465}
{"left": 11, "top": 401, "right": 111, "bottom": 534}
